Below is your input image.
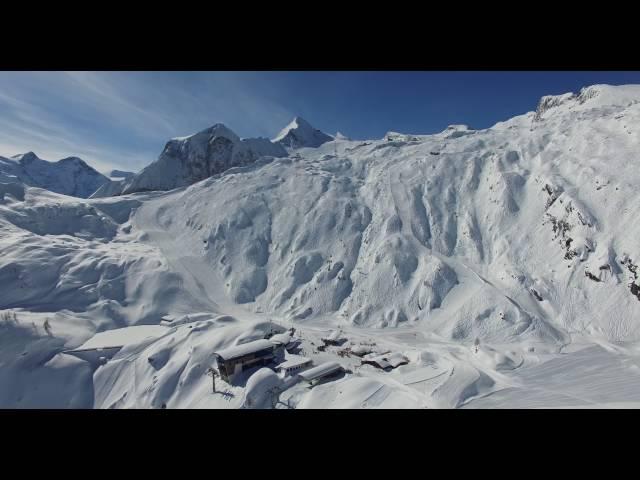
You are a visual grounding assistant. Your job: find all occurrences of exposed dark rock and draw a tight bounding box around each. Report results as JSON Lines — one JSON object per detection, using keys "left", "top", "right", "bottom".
{"left": 543, "top": 183, "right": 561, "bottom": 208}
{"left": 530, "top": 288, "right": 543, "bottom": 301}
{"left": 621, "top": 257, "right": 640, "bottom": 301}
{"left": 585, "top": 271, "right": 601, "bottom": 282}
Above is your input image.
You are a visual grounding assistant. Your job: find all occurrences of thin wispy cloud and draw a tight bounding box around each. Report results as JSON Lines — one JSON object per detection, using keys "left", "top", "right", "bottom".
{"left": 0, "top": 72, "right": 296, "bottom": 173}
{"left": 2, "top": 71, "right": 640, "bottom": 174}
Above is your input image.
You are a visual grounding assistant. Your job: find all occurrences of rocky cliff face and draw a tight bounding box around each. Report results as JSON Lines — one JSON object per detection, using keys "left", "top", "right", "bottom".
{"left": 93, "top": 124, "right": 288, "bottom": 196}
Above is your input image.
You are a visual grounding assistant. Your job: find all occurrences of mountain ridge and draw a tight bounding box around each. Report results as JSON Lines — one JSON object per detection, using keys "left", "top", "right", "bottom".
{"left": 0, "top": 151, "right": 109, "bottom": 198}
{"left": 2, "top": 83, "right": 640, "bottom": 408}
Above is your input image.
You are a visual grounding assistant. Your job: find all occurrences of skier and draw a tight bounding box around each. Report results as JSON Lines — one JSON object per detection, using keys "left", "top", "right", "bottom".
{"left": 44, "top": 318, "right": 52, "bottom": 336}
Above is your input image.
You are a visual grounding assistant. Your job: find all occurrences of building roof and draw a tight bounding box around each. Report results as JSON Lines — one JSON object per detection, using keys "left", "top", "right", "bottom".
{"left": 351, "top": 344, "right": 374, "bottom": 356}
{"left": 298, "top": 361, "right": 343, "bottom": 381}
{"left": 362, "top": 352, "right": 408, "bottom": 369}
{"left": 277, "top": 354, "right": 312, "bottom": 370}
{"left": 363, "top": 355, "right": 391, "bottom": 369}
{"left": 270, "top": 332, "right": 292, "bottom": 345}
{"left": 322, "top": 330, "right": 345, "bottom": 342}
{"left": 386, "top": 352, "right": 409, "bottom": 368}
{"left": 214, "top": 339, "right": 275, "bottom": 362}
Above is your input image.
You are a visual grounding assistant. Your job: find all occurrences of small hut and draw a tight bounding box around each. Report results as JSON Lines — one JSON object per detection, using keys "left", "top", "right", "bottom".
{"left": 321, "top": 330, "right": 347, "bottom": 347}
{"left": 270, "top": 331, "right": 302, "bottom": 352}
{"left": 361, "top": 352, "right": 409, "bottom": 371}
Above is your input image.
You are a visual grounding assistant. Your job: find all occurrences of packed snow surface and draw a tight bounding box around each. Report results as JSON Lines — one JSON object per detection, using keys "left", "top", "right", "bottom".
{"left": 2, "top": 86, "right": 640, "bottom": 408}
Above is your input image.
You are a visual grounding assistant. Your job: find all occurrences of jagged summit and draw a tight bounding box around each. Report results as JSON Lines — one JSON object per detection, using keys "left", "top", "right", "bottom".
{"left": 172, "top": 123, "right": 240, "bottom": 142}
{"left": 58, "top": 156, "right": 90, "bottom": 166}
{"left": 12, "top": 151, "right": 39, "bottom": 163}
{"left": 273, "top": 116, "right": 333, "bottom": 149}
{"left": 95, "top": 123, "right": 288, "bottom": 196}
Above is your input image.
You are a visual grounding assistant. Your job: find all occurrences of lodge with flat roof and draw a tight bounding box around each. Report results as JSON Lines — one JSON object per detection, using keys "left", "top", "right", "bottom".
{"left": 276, "top": 355, "right": 312, "bottom": 377}
{"left": 297, "top": 361, "right": 344, "bottom": 384}
{"left": 213, "top": 339, "right": 283, "bottom": 382}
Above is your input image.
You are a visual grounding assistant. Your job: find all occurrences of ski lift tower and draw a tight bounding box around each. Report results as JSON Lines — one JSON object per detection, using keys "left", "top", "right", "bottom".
{"left": 206, "top": 367, "right": 219, "bottom": 393}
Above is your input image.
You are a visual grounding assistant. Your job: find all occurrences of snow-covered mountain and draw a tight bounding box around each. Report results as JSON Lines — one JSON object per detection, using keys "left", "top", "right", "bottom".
{"left": 91, "top": 170, "right": 136, "bottom": 198}
{"left": 92, "top": 124, "right": 288, "bottom": 197}
{"left": 0, "top": 152, "right": 109, "bottom": 198}
{"left": 89, "top": 177, "right": 127, "bottom": 198}
{"left": 273, "top": 116, "right": 333, "bottom": 149}
{"left": 3, "top": 84, "right": 640, "bottom": 409}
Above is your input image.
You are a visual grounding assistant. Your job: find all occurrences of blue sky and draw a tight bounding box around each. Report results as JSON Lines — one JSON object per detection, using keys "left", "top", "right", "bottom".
{"left": 2, "top": 71, "right": 640, "bottom": 173}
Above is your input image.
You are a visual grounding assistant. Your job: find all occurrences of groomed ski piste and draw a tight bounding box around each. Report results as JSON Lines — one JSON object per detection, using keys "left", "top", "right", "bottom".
{"left": 2, "top": 84, "right": 640, "bottom": 409}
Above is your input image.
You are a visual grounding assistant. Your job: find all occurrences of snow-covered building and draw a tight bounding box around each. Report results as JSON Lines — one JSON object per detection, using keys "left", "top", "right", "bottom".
{"left": 297, "top": 361, "right": 344, "bottom": 384}
{"left": 213, "top": 339, "right": 284, "bottom": 383}
{"left": 269, "top": 331, "right": 302, "bottom": 352}
{"left": 350, "top": 344, "right": 375, "bottom": 357}
{"left": 276, "top": 355, "right": 312, "bottom": 377}
{"left": 361, "top": 352, "right": 409, "bottom": 371}
{"left": 321, "top": 330, "right": 347, "bottom": 346}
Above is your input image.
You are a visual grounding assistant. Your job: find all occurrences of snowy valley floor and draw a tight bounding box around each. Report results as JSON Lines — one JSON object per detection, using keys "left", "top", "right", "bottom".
{"left": 4, "top": 308, "right": 640, "bottom": 409}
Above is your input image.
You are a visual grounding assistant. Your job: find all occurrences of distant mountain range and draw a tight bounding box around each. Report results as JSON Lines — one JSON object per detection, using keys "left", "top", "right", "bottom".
{"left": 91, "top": 117, "right": 333, "bottom": 197}
{"left": 0, "top": 152, "right": 109, "bottom": 198}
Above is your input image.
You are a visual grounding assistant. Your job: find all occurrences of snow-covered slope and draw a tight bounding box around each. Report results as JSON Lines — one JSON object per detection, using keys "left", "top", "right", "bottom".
{"left": 91, "top": 170, "right": 136, "bottom": 198}
{"left": 273, "top": 116, "right": 333, "bottom": 149}
{"left": 3, "top": 84, "right": 640, "bottom": 409}
{"left": 90, "top": 178, "right": 128, "bottom": 198}
{"left": 107, "top": 169, "right": 134, "bottom": 180}
{"left": 0, "top": 152, "right": 109, "bottom": 198}
{"left": 93, "top": 124, "right": 287, "bottom": 197}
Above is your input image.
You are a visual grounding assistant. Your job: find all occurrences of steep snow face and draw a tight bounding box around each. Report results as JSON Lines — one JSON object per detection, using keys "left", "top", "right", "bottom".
{"left": 273, "top": 117, "right": 333, "bottom": 149}
{"left": 0, "top": 152, "right": 109, "bottom": 198}
{"left": 533, "top": 84, "right": 640, "bottom": 121}
{"left": 95, "top": 124, "right": 288, "bottom": 196}
{"left": 5, "top": 84, "right": 640, "bottom": 345}
{"left": 122, "top": 84, "right": 640, "bottom": 345}
{"left": 3, "top": 84, "right": 640, "bottom": 409}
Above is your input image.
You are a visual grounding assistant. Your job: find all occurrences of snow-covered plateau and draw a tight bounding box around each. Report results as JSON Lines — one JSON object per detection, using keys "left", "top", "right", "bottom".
{"left": 2, "top": 85, "right": 640, "bottom": 409}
